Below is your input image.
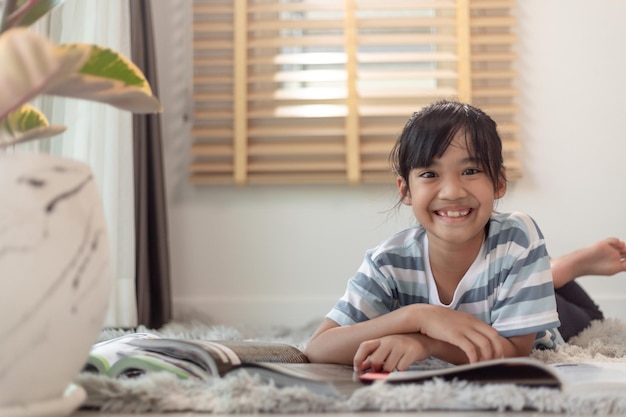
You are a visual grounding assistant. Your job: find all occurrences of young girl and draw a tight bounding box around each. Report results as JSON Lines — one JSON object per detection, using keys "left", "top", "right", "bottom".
{"left": 305, "top": 100, "right": 625, "bottom": 372}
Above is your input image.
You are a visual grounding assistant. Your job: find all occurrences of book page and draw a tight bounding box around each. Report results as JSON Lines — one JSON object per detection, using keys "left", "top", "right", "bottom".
{"left": 234, "top": 363, "right": 361, "bottom": 398}
{"left": 551, "top": 362, "right": 626, "bottom": 392}
{"left": 361, "top": 357, "right": 561, "bottom": 388}
{"left": 86, "top": 333, "right": 160, "bottom": 374}
{"left": 185, "top": 340, "right": 242, "bottom": 366}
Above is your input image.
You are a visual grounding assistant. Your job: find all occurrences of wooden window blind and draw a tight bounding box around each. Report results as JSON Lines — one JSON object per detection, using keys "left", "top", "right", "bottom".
{"left": 190, "top": 0, "right": 519, "bottom": 185}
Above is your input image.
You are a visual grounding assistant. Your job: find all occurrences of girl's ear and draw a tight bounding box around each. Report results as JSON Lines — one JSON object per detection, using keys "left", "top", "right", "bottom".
{"left": 495, "top": 169, "right": 507, "bottom": 199}
{"left": 396, "top": 177, "right": 412, "bottom": 205}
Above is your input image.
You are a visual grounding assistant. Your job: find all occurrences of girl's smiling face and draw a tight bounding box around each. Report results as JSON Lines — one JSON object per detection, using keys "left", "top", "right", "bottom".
{"left": 398, "top": 130, "right": 506, "bottom": 251}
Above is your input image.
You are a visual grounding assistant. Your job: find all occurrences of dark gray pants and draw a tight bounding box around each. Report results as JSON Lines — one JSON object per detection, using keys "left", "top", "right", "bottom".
{"left": 555, "top": 281, "right": 604, "bottom": 341}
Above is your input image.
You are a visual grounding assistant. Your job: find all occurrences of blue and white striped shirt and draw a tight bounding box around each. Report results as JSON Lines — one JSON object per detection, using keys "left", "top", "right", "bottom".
{"left": 327, "top": 211, "right": 562, "bottom": 350}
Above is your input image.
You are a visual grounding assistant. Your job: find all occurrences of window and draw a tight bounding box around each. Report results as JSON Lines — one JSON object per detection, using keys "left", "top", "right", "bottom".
{"left": 191, "top": 0, "right": 519, "bottom": 184}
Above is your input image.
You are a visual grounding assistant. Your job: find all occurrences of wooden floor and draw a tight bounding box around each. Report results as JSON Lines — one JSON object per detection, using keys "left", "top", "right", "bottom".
{"left": 71, "top": 412, "right": 593, "bottom": 417}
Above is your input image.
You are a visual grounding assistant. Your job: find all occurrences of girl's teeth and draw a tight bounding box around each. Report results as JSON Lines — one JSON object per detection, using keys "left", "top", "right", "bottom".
{"left": 441, "top": 210, "right": 469, "bottom": 218}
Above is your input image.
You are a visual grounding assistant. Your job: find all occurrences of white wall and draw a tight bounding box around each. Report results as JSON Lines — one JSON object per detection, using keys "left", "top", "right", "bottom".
{"left": 152, "top": 1, "right": 626, "bottom": 328}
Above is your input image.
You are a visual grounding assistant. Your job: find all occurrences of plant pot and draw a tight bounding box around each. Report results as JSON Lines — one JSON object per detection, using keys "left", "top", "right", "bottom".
{"left": 0, "top": 152, "right": 112, "bottom": 409}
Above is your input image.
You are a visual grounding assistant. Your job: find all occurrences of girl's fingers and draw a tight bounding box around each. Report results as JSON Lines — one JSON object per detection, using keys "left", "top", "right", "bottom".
{"left": 353, "top": 339, "right": 381, "bottom": 371}
{"left": 452, "top": 325, "right": 502, "bottom": 363}
{"left": 382, "top": 348, "right": 404, "bottom": 372}
{"left": 476, "top": 326, "right": 503, "bottom": 360}
{"left": 396, "top": 353, "right": 416, "bottom": 372}
{"left": 454, "top": 337, "right": 479, "bottom": 363}
{"left": 366, "top": 343, "right": 393, "bottom": 371}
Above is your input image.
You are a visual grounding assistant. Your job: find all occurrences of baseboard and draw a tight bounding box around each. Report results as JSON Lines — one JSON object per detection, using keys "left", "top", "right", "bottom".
{"left": 173, "top": 295, "right": 626, "bottom": 328}
{"left": 172, "top": 296, "right": 337, "bottom": 328}
{"left": 593, "top": 295, "right": 626, "bottom": 323}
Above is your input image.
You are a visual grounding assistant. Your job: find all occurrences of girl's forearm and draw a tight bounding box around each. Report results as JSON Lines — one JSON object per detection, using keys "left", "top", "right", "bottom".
{"left": 305, "top": 306, "right": 428, "bottom": 364}
{"left": 307, "top": 328, "right": 532, "bottom": 367}
{"left": 306, "top": 304, "right": 466, "bottom": 364}
{"left": 305, "top": 304, "right": 534, "bottom": 365}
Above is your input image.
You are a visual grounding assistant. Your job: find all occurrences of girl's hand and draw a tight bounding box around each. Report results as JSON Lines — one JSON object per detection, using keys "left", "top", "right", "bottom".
{"left": 413, "top": 305, "right": 504, "bottom": 363}
{"left": 353, "top": 334, "right": 432, "bottom": 372}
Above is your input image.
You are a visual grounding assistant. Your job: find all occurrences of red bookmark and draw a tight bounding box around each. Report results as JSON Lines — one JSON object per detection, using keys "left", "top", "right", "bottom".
{"left": 359, "top": 371, "right": 390, "bottom": 382}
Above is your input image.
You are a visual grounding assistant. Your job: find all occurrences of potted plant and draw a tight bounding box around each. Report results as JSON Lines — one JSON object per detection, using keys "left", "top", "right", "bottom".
{"left": 0, "top": 0, "right": 161, "bottom": 413}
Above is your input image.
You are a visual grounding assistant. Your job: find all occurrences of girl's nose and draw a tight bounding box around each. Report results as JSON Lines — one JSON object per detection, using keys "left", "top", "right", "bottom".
{"left": 438, "top": 176, "right": 468, "bottom": 200}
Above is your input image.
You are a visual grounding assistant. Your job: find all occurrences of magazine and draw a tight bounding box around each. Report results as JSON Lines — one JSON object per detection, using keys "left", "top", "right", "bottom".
{"left": 83, "top": 333, "right": 359, "bottom": 398}
{"left": 360, "top": 357, "right": 626, "bottom": 392}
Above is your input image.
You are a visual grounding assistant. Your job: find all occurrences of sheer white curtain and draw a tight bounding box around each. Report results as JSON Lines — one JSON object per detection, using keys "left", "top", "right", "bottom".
{"left": 32, "top": 0, "right": 138, "bottom": 327}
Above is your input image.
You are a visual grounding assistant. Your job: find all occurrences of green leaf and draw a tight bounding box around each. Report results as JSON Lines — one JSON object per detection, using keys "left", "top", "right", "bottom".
{"left": 9, "top": 103, "right": 48, "bottom": 129}
{"left": 0, "top": 27, "right": 88, "bottom": 121}
{"left": 15, "top": 0, "right": 65, "bottom": 27}
{"left": 0, "top": 28, "right": 161, "bottom": 121}
{"left": 50, "top": 43, "right": 162, "bottom": 113}
{"left": 0, "top": 103, "right": 66, "bottom": 148}
{"left": 79, "top": 45, "right": 145, "bottom": 88}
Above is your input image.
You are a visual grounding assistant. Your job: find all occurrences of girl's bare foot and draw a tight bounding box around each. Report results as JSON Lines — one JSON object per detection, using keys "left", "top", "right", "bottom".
{"left": 551, "top": 238, "right": 626, "bottom": 288}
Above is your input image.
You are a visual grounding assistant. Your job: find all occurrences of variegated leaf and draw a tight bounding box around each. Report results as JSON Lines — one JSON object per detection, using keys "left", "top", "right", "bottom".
{"left": 0, "top": 27, "right": 88, "bottom": 120}
{"left": 49, "top": 44, "right": 162, "bottom": 113}
{"left": 0, "top": 103, "right": 66, "bottom": 147}
{"left": 8, "top": 0, "right": 66, "bottom": 28}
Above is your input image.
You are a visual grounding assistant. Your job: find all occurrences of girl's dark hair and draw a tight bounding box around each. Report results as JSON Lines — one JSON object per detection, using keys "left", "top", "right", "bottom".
{"left": 390, "top": 100, "right": 506, "bottom": 198}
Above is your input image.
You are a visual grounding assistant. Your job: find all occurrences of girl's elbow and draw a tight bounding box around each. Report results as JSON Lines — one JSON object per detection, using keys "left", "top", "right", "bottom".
{"left": 304, "top": 342, "right": 333, "bottom": 363}
{"left": 304, "top": 338, "right": 354, "bottom": 365}
{"left": 303, "top": 345, "right": 322, "bottom": 363}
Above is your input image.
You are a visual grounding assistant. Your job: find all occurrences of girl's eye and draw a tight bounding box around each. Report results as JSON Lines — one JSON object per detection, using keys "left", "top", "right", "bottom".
{"left": 418, "top": 171, "right": 437, "bottom": 179}
{"left": 462, "top": 168, "right": 481, "bottom": 176}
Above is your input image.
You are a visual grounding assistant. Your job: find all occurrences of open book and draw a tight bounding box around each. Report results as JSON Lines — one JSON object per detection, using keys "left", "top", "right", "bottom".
{"left": 360, "top": 357, "right": 626, "bottom": 393}
{"left": 83, "top": 333, "right": 360, "bottom": 398}
{"left": 85, "top": 334, "right": 626, "bottom": 397}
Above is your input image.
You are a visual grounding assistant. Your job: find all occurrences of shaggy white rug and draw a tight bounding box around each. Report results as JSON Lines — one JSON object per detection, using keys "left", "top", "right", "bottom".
{"left": 75, "top": 318, "right": 626, "bottom": 415}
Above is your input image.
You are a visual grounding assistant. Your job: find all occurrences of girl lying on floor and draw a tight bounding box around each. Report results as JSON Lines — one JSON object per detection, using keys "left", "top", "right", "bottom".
{"left": 305, "top": 100, "right": 626, "bottom": 371}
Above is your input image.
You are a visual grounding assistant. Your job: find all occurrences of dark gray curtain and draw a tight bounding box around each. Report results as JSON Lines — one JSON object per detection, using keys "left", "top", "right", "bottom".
{"left": 130, "top": 0, "right": 172, "bottom": 329}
